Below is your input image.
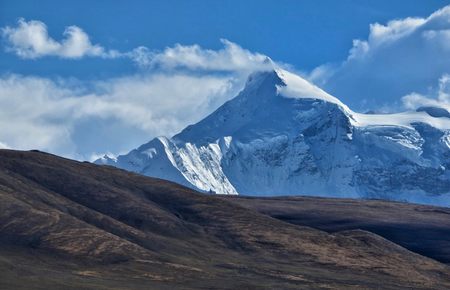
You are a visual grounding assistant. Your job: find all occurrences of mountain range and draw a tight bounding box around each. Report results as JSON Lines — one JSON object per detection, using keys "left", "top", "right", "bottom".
{"left": 97, "top": 68, "right": 450, "bottom": 206}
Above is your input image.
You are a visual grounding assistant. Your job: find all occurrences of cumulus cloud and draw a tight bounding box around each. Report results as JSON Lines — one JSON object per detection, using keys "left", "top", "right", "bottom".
{"left": 1, "top": 19, "right": 273, "bottom": 74}
{"left": 310, "top": 5, "right": 450, "bottom": 111}
{"left": 1, "top": 18, "right": 119, "bottom": 59}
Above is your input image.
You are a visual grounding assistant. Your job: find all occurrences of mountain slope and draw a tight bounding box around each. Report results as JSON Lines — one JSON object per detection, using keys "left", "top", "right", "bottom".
{"left": 98, "top": 68, "right": 450, "bottom": 205}
{"left": 0, "top": 150, "right": 450, "bottom": 289}
{"left": 224, "top": 195, "right": 450, "bottom": 264}
{"left": 2, "top": 149, "right": 450, "bottom": 289}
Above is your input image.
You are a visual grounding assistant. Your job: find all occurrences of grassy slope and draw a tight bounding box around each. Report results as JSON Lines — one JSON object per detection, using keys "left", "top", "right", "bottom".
{"left": 225, "top": 196, "right": 450, "bottom": 264}
{"left": 0, "top": 149, "right": 449, "bottom": 289}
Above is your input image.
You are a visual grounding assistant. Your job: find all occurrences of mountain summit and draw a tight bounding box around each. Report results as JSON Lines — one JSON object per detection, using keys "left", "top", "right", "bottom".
{"left": 97, "top": 68, "right": 450, "bottom": 205}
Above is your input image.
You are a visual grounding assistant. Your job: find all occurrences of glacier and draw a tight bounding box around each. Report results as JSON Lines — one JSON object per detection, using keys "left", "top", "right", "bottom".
{"left": 96, "top": 68, "right": 450, "bottom": 206}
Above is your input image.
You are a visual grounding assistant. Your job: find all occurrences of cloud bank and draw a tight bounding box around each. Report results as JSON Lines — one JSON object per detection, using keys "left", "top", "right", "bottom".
{"left": 311, "top": 5, "right": 450, "bottom": 111}
{"left": 0, "top": 72, "right": 243, "bottom": 160}
{"left": 0, "top": 19, "right": 279, "bottom": 159}
{"left": 0, "top": 19, "right": 277, "bottom": 159}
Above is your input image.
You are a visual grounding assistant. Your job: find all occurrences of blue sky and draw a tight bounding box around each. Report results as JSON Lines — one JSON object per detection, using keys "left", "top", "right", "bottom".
{"left": 1, "top": 0, "right": 447, "bottom": 77}
{"left": 1, "top": 1, "right": 450, "bottom": 159}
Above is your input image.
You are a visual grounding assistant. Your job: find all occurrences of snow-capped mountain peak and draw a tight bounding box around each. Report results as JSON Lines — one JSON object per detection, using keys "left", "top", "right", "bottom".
{"left": 97, "top": 68, "right": 450, "bottom": 206}
{"left": 275, "top": 68, "right": 346, "bottom": 106}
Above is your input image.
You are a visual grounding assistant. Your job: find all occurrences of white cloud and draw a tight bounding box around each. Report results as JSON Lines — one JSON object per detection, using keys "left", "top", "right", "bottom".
{"left": 439, "top": 74, "right": 450, "bottom": 102}
{"left": 1, "top": 19, "right": 274, "bottom": 74}
{"left": 402, "top": 74, "right": 450, "bottom": 111}
{"left": 0, "top": 72, "right": 244, "bottom": 159}
{"left": 127, "top": 46, "right": 154, "bottom": 67}
{"left": 1, "top": 18, "right": 119, "bottom": 59}
{"left": 350, "top": 17, "right": 426, "bottom": 58}
{"left": 0, "top": 141, "right": 10, "bottom": 149}
{"left": 130, "top": 39, "right": 272, "bottom": 71}
{"left": 310, "top": 5, "right": 450, "bottom": 111}
{"left": 0, "top": 19, "right": 279, "bottom": 159}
